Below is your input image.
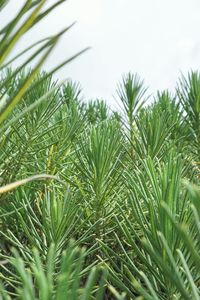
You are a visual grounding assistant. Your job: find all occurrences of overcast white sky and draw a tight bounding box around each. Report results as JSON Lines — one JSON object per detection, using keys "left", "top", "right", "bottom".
{"left": 1, "top": 0, "right": 200, "bottom": 107}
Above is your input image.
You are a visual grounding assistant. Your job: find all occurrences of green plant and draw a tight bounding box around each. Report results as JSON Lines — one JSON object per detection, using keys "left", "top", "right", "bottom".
{"left": 177, "top": 71, "right": 200, "bottom": 160}
{"left": 73, "top": 121, "right": 123, "bottom": 221}
{"left": 1, "top": 3, "right": 200, "bottom": 298}
{"left": 0, "top": 240, "right": 108, "bottom": 300}
{"left": 117, "top": 73, "right": 147, "bottom": 157}
{"left": 0, "top": 0, "right": 87, "bottom": 125}
{"left": 0, "top": 1, "right": 108, "bottom": 299}
{"left": 100, "top": 152, "right": 200, "bottom": 299}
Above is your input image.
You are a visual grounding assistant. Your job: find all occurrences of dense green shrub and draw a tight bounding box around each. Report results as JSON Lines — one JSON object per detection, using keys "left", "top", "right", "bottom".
{"left": 0, "top": 1, "right": 200, "bottom": 299}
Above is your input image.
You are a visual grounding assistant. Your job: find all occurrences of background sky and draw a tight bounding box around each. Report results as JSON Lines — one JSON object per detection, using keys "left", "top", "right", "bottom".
{"left": 1, "top": 0, "right": 200, "bottom": 108}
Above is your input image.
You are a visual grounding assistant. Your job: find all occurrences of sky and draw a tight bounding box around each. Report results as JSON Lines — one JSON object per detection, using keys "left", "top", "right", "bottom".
{"left": 1, "top": 0, "right": 200, "bottom": 108}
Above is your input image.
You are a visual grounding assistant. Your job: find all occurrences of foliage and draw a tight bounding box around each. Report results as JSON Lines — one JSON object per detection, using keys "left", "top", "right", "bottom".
{"left": 0, "top": 241, "right": 108, "bottom": 300}
{"left": 0, "top": 1, "right": 200, "bottom": 299}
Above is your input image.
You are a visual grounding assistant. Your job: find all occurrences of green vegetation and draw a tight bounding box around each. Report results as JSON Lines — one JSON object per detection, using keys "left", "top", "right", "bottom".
{"left": 0, "top": 1, "right": 200, "bottom": 299}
